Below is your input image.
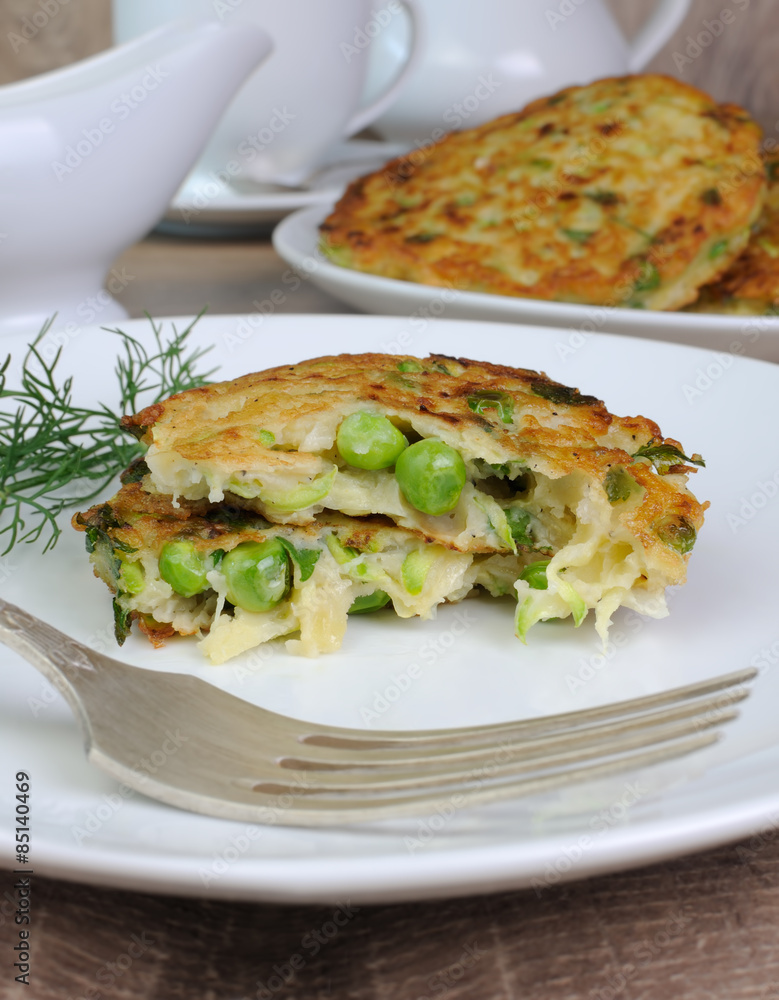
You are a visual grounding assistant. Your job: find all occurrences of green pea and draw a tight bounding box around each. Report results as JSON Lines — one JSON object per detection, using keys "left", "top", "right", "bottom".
{"left": 656, "top": 517, "right": 697, "bottom": 555}
{"left": 222, "top": 539, "right": 290, "bottom": 613}
{"left": 401, "top": 549, "right": 436, "bottom": 595}
{"left": 467, "top": 390, "right": 514, "bottom": 423}
{"left": 395, "top": 439, "right": 466, "bottom": 515}
{"left": 349, "top": 591, "right": 391, "bottom": 614}
{"left": 520, "top": 559, "right": 550, "bottom": 591}
{"left": 336, "top": 411, "right": 408, "bottom": 470}
{"left": 118, "top": 559, "right": 145, "bottom": 595}
{"left": 159, "top": 540, "right": 209, "bottom": 598}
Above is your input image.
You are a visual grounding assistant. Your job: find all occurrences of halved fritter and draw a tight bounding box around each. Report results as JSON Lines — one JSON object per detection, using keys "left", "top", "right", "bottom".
{"left": 687, "top": 157, "right": 779, "bottom": 315}
{"left": 320, "top": 74, "right": 765, "bottom": 310}
{"left": 73, "top": 482, "right": 530, "bottom": 664}
{"left": 115, "top": 352, "right": 708, "bottom": 645}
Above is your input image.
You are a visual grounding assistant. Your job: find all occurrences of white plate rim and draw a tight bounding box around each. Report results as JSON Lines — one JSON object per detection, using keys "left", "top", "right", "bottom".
{"left": 2, "top": 312, "right": 779, "bottom": 904}
{"left": 13, "top": 781, "right": 779, "bottom": 904}
{"left": 272, "top": 205, "right": 779, "bottom": 361}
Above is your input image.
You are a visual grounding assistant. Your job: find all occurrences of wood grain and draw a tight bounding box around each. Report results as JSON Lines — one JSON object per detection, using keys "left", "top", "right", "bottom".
{"left": 3, "top": 837, "right": 779, "bottom": 999}
{"left": 112, "top": 235, "right": 354, "bottom": 320}
{"left": 0, "top": 0, "right": 110, "bottom": 84}
{"left": 615, "top": 0, "right": 779, "bottom": 134}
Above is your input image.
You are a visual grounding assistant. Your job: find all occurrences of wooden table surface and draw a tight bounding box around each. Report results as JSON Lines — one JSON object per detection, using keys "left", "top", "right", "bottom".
{"left": 1, "top": 234, "right": 779, "bottom": 1000}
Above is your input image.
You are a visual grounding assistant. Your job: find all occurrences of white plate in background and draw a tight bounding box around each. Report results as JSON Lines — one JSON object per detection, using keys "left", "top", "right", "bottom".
{"left": 1, "top": 313, "right": 778, "bottom": 904}
{"left": 273, "top": 206, "right": 779, "bottom": 364}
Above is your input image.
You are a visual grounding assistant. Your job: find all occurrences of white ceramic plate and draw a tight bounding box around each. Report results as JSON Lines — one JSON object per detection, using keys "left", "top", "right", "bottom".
{"left": 1, "top": 314, "right": 778, "bottom": 905}
{"left": 161, "top": 141, "right": 407, "bottom": 235}
{"left": 273, "top": 205, "right": 779, "bottom": 365}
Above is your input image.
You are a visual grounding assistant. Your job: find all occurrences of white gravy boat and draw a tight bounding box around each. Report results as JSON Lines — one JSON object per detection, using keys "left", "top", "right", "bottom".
{"left": 367, "top": 0, "right": 692, "bottom": 142}
{"left": 0, "top": 20, "right": 273, "bottom": 337}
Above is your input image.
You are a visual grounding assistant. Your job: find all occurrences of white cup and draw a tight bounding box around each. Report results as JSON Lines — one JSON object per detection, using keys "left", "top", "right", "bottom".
{"left": 112, "top": 0, "right": 422, "bottom": 186}
{"left": 365, "top": 0, "right": 690, "bottom": 143}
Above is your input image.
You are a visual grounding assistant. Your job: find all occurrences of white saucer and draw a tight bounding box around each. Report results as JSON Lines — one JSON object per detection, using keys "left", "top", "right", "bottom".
{"left": 161, "top": 140, "right": 407, "bottom": 235}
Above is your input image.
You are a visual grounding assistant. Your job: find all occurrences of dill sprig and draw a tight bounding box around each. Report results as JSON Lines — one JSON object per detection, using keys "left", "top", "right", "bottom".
{"left": 0, "top": 314, "right": 216, "bottom": 555}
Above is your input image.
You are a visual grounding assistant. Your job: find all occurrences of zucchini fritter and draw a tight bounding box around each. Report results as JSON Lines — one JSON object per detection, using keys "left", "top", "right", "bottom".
{"left": 321, "top": 75, "right": 765, "bottom": 310}
{"left": 74, "top": 484, "right": 517, "bottom": 663}
{"left": 687, "top": 157, "right": 779, "bottom": 315}
{"left": 81, "top": 352, "right": 709, "bottom": 656}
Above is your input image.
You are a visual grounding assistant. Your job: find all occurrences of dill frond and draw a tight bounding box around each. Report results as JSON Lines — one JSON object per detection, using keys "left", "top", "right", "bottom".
{"left": 0, "top": 313, "right": 215, "bottom": 555}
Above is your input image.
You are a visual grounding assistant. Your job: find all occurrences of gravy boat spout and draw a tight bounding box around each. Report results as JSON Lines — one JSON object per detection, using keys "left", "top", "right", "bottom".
{"left": 0, "top": 20, "right": 273, "bottom": 338}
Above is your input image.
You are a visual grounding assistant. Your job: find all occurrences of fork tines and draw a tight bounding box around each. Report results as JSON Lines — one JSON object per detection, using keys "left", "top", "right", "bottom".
{"left": 243, "top": 668, "right": 756, "bottom": 823}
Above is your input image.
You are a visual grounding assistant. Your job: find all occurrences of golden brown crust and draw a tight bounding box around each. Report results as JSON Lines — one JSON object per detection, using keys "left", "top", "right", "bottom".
{"left": 75, "top": 348, "right": 711, "bottom": 655}
{"left": 128, "top": 351, "right": 659, "bottom": 476}
{"left": 136, "top": 616, "right": 177, "bottom": 647}
{"left": 320, "top": 75, "right": 765, "bottom": 310}
{"left": 688, "top": 157, "right": 779, "bottom": 313}
{"left": 619, "top": 460, "right": 706, "bottom": 558}
{"left": 119, "top": 351, "right": 707, "bottom": 579}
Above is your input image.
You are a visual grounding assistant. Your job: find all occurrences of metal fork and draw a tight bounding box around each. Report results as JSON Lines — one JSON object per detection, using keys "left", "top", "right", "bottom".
{"left": 0, "top": 599, "right": 756, "bottom": 826}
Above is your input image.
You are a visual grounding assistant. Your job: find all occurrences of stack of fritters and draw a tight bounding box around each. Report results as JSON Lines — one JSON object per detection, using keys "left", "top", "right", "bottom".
{"left": 74, "top": 353, "right": 707, "bottom": 663}
{"left": 320, "top": 75, "right": 766, "bottom": 311}
{"left": 688, "top": 157, "right": 779, "bottom": 315}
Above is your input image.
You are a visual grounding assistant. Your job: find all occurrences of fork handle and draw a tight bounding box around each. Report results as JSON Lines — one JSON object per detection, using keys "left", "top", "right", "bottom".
{"left": 0, "top": 599, "right": 94, "bottom": 722}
